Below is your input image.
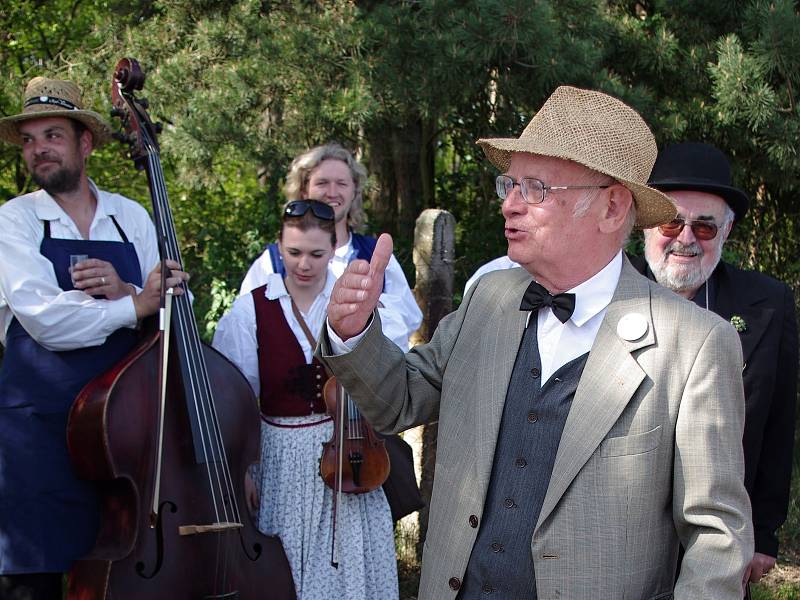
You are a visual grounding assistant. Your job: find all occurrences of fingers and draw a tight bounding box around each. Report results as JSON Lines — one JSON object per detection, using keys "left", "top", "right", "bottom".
{"left": 148, "top": 259, "right": 190, "bottom": 295}
{"left": 71, "top": 259, "right": 130, "bottom": 299}
{"left": 369, "top": 233, "right": 393, "bottom": 279}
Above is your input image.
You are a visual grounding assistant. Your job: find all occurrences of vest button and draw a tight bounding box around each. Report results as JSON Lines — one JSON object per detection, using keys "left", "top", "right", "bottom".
{"left": 515, "top": 457, "right": 527, "bottom": 468}
{"left": 490, "top": 542, "right": 503, "bottom": 553}
{"left": 530, "top": 367, "right": 540, "bottom": 378}
{"left": 468, "top": 514, "right": 479, "bottom": 528}
{"left": 448, "top": 577, "right": 461, "bottom": 590}
{"left": 527, "top": 412, "right": 538, "bottom": 423}
{"left": 503, "top": 497, "right": 515, "bottom": 509}
{"left": 482, "top": 583, "right": 494, "bottom": 593}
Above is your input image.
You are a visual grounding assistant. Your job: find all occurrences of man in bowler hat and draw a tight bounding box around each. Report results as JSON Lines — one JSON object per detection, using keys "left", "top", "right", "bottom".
{"left": 318, "top": 86, "right": 752, "bottom": 599}
{"left": 636, "top": 141, "right": 798, "bottom": 585}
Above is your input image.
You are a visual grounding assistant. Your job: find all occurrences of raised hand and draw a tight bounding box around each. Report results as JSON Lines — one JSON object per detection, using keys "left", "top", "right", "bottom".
{"left": 328, "top": 233, "right": 393, "bottom": 340}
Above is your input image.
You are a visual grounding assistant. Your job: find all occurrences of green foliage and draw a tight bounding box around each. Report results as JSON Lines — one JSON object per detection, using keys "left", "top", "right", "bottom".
{"left": 1, "top": 0, "right": 799, "bottom": 325}
{"left": 751, "top": 582, "right": 800, "bottom": 600}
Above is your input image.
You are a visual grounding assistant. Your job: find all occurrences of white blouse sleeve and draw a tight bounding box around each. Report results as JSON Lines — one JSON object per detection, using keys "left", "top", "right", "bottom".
{"left": 212, "top": 293, "right": 260, "bottom": 396}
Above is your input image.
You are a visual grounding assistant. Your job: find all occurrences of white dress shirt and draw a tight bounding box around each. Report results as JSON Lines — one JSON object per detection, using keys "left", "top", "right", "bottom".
{"left": 330, "top": 252, "right": 623, "bottom": 385}
{"left": 0, "top": 182, "right": 159, "bottom": 350}
{"left": 239, "top": 231, "right": 422, "bottom": 350}
{"left": 532, "top": 251, "right": 621, "bottom": 383}
{"left": 212, "top": 271, "right": 336, "bottom": 396}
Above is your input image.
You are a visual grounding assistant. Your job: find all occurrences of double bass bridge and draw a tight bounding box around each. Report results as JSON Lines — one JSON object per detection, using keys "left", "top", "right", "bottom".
{"left": 178, "top": 521, "right": 243, "bottom": 536}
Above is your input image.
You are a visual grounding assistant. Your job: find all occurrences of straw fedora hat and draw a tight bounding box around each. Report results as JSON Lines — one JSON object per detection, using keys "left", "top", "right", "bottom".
{"left": 477, "top": 86, "right": 676, "bottom": 228}
{"left": 0, "top": 77, "right": 112, "bottom": 147}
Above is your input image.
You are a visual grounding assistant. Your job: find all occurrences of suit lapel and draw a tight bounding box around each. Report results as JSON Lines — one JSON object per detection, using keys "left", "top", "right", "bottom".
{"left": 709, "top": 263, "right": 772, "bottom": 365}
{"left": 536, "top": 261, "right": 654, "bottom": 530}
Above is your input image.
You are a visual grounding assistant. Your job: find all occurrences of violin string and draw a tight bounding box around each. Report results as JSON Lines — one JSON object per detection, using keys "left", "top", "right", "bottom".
{"left": 146, "top": 146, "right": 239, "bottom": 525}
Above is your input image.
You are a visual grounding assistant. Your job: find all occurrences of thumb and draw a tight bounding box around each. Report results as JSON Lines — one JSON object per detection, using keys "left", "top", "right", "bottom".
{"left": 369, "top": 233, "right": 393, "bottom": 279}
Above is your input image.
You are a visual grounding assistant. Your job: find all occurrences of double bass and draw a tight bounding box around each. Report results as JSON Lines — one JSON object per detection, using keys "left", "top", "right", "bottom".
{"left": 66, "top": 58, "right": 295, "bottom": 599}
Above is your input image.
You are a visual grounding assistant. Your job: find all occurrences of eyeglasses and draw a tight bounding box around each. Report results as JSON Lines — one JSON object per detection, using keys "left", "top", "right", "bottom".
{"left": 495, "top": 175, "right": 610, "bottom": 205}
{"left": 657, "top": 218, "right": 719, "bottom": 241}
{"left": 284, "top": 199, "right": 335, "bottom": 221}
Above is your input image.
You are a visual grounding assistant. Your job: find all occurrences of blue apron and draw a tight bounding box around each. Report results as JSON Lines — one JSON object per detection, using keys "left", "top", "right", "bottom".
{"left": 0, "top": 216, "right": 143, "bottom": 574}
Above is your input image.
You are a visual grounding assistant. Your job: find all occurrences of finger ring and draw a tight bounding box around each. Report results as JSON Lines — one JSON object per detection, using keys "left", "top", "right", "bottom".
{"left": 101, "top": 276, "right": 106, "bottom": 285}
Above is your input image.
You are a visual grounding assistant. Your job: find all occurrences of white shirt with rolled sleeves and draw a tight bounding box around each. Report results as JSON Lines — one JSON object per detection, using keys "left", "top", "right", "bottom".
{"left": 240, "top": 232, "right": 422, "bottom": 350}
{"left": 0, "top": 181, "right": 159, "bottom": 350}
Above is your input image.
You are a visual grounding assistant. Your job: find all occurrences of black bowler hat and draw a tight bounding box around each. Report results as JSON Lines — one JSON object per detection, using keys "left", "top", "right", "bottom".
{"left": 648, "top": 142, "right": 750, "bottom": 223}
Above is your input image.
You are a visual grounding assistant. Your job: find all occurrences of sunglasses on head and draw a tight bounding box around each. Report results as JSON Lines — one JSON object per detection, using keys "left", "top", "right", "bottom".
{"left": 284, "top": 199, "right": 335, "bottom": 221}
{"left": 657, "top": 217, "right": 719, "bottom": 241}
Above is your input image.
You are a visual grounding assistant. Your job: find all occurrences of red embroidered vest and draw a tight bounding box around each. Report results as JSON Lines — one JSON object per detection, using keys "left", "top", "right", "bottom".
{"left": 252, "top": 285, "right": 327, "bottom": 416}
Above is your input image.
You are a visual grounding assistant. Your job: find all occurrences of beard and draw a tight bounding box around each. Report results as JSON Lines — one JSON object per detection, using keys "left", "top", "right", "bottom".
{"left": 644, "top": 237, "right": 724, "bottom": 296}
{"left": 32, "top": 160, "right": 82, "bottom": 196}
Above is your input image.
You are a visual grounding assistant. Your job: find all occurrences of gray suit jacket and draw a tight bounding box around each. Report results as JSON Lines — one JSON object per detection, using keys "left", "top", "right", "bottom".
{"left": 319, "top": 258, "right": 753, "bottom": 600}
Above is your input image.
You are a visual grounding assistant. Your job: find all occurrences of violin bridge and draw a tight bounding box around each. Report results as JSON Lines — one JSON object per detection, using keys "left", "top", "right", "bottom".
{"left": 178, "top": 521, "right": 244, "bottom": 536}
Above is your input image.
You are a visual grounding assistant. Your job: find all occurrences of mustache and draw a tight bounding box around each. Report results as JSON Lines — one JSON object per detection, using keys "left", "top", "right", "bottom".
{"left": 33, "top": 155, "right": 60, "bottom": 167}
{"left": 664, "top": 240, "right": 703, "bottom": 257}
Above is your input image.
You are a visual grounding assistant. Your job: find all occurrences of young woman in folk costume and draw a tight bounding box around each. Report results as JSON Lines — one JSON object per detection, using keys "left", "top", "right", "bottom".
{"left": 212, "top": 200, "right": 398, "bottom": 599}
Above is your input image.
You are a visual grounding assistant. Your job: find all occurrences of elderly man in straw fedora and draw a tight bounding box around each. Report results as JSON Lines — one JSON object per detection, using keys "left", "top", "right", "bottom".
{"left": 0, "top": 77, "right": 187, "bottom": 598}
{"left": 317, "top": 85, "right": 753, "bottom": 599}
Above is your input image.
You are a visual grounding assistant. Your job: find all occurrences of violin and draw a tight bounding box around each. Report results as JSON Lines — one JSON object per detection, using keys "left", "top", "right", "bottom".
{"left": 319, "top": 377, "right": 390, "bottom": 494}
{"left": 318, "top": 377, "right": 390, "bottom": 566}
{"left": 65, "top": 58, "right": 295, "bottom": 599}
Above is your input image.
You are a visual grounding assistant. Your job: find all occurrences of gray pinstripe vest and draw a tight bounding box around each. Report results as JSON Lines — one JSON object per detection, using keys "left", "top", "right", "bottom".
{"left": 459, "top": 317, "right": 588, "bottom": 599}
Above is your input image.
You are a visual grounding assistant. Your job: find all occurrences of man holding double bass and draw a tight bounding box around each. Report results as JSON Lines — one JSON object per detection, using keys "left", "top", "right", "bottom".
{"left": 0, "top": 76, "right": 188, "bottom": 600}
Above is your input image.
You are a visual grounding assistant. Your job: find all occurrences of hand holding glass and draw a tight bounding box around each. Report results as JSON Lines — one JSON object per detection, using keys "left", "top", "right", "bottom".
{"left": 70, "top": 254, "right": 89, "bottom": 285}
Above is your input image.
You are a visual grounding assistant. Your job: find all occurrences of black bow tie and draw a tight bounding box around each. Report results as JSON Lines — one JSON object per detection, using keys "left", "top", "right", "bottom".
{"left": 520, "top": 280, "right": 576, "bottom": 324}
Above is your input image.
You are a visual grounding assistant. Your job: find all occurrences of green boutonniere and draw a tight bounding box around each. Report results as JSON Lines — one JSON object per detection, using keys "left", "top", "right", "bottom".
{"left": 730, "top": 315, "right": 747, "bottom": 333}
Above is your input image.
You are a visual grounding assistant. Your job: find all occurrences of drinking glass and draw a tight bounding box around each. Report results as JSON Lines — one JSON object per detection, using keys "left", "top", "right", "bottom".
{"left": 70, "top": 254, "right": 89, "bottom": 285}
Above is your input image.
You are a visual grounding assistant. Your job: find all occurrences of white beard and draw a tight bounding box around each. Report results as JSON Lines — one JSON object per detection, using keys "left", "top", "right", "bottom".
{"left": 645, "top": 238, "right": 723, "bottom": 296}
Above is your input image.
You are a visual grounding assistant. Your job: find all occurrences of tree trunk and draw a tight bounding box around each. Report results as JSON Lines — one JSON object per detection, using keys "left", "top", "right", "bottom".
{"left": 411, "top": 208, "right": 455, "bottom": 562}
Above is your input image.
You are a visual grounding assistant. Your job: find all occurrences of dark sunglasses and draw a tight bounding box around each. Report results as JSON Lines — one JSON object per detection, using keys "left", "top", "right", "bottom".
{"left": 284, "top": 199, "right": 335, "bottom": 221}
{"left": 657, "top": 217, "right": 719, "bottom": 241}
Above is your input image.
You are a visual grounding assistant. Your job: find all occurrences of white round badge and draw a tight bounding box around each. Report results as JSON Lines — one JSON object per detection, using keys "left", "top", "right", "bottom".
{"left": 617, "top": 313, "right": 648, "bottom": 341}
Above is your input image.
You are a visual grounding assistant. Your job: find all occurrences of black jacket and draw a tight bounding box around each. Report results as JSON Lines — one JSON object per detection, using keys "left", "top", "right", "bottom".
{"left": 631, "top": 255, "right": 798, "bottom": 556}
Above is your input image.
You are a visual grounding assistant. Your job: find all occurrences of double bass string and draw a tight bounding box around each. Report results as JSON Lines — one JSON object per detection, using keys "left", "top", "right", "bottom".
{"left": 144, "top": 138, "right": 244, "bottom": 592}
{"left": 142, "top": 135, "right": 242, "bottom": 530}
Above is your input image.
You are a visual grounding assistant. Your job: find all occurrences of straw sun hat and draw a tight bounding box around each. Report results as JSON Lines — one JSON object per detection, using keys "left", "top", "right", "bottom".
{"left": 477, "top": 86, "right": 676, "bottom": 228}
{"left": 0, "top": 77, "right": 112, "bottom": 147}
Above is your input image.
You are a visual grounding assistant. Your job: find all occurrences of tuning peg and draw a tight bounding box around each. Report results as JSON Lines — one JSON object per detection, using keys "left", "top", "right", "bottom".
{"left": 110, "top": 107, "right": 126, "bottom": 119}
{"left": 139, "top": 97, "right": 149, "bottom": 109}
{"left": 112, "top": 132, "right": 131, "bottom": 144}
{"left": 154, "top": 122, "right": 163, "bottom": 135}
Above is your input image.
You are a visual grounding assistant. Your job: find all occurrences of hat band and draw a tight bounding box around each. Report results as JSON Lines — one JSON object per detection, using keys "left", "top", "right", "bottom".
{"left": 24, "top": 95, "right": 78, "bottom": 111}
